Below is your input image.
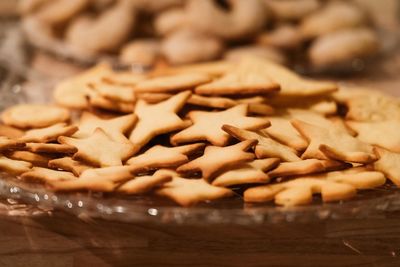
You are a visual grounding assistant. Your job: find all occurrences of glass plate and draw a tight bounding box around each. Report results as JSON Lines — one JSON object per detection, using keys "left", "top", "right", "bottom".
{"left": 2, "top": 33, "right": 400, "bottom": 225}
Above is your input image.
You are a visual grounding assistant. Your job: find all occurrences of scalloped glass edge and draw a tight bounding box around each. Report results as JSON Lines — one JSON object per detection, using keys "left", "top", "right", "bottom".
{"left": 2, "top": 176, "right": 400, "bottom": 225}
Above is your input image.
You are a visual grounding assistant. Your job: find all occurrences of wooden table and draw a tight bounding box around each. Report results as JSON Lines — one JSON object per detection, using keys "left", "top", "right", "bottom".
{"left": 1, "top": 209, "right": 400, "bottom": 267}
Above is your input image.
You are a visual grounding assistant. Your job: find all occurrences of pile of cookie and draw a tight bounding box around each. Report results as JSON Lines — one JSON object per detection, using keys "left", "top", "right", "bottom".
{"left": 0, "top": 57, "right": 399, "bottom": 207}
{"left": 20, "top": 0, "right": 380, "bottom": 71}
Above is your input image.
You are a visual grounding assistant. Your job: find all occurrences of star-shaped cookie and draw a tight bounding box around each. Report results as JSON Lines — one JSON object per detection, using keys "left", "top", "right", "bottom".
{"left": 171, "top": 104, "right": 270, "bottom": 146}
{"left": 267, "top": 159, "right": 351, "bottom": 178}
{"left": 212, "top": 158, "right": 280, "bottom": 187}
{"left": 19, "top": 123, "right": 78, "bottom": 143}
{"left": 222, "top": 125, "right": 301, "bottom": 162}
{"left": 347, "top": 120, "right": 400, "bottom": 153}
{"left": 48, "top": 157, "right": 92, "bottom": 176}
{"left": 0, "top": 156, "right": 32, "bottom": 175}
{"left": 373, "top": 147, "right": 400, "bottom": 187}
{"left": 155, "top": 170, "right": 234, "bottom": 207}
{"left": 127, "top": 143, "right": 205, "bottom": 171}
{"left": 21, "top": 167, "right": 77, "bottom": 183}
{"left": 134, "top": 73, "right": 211, "bottom": 93}
{"left": 59, "top": 128, "right": 136, "bottom": 167}
{"left": 263, "top": 117, "right": 308, "bottom": 152}
{"left": 74, "top": 112, "right": 137, "bottom": 143}
{"left": 129, "top": 90, "right": 191, "bottom": 150}
{"left": 291, "top": 119, "right": 377, "bottom": 163}
{"left": 177, "top": 140, "right": 256, "bottom": 181}
{"left": 195, "top": 57, "right": 280, "bottom": 96}
{"left": 248, "top": 57, "right": 337, "bottom": 97}
{"left": 0, "top": 137, "right": 25, "bottom": 151}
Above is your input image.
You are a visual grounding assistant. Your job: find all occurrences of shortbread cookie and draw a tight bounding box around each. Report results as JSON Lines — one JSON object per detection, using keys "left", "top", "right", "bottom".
{"left": 347, "top": 121, "right": 400, "bottom": 153}
{"left": 0, "top": 137, "right": 25, "bottom": 151}
{"left": 53, "top": 63, "right": 112, "bottom": 109}
{"left": 48, "top": 157, "right": 92, "bottom": 176}
{"left": 212, "top": 158, "right": 280, "bottom": 187}
{"left": 154, "top": 61, "right": 232, "bottom": 77}
{"left": 127, "top": 143, "right": 205, "bottom": 171}
{"left": 222, "top": 125, "right": 301, "bottom": 162}
{"left": 177, "top": 140, "right": 257, "bottom": 181}
{"left": 195, "top": 57, "right": 280, "bottom": 96}
{"left": 263, "top": 117, "right": 308, "bottom": 152}
{"left": 102, "top": 72, "right": 146, "bottom": 86}
{"left": 136, "top": 92, "right": 173, "bottom": 103}
{"left": 59, "top": 128, "right": 136, "bottom": 167}
{"left": 129, "top": 90, "right": 191, "bottom": 150}
{"left": 0, "top": 125, "right": 24, "bottom": 139}
{"left": 155, "top": 170, "right": 234, "bottom": 207}
{"left": 267, "top": 159, "right": 350, "bottom": 178}
{"left": 373, "top": 147, "right": 400, "bottom": 187}
{"left": 19, "top": 123, "right": 78, "bottom": 143}
{"left": 134, "top": 73, "right": 211, "bottom": 93}
{"left": 6, "top": 151, "right": 53, "bottom": 167}
{"left": 21, "top": 167, "right": 77, "bottom": 183}
{"left": 25, "top": 143, "right": 78, "bottom": 154}
{"left": 291, "top": 119, "right": 377, "bottom": 163}
{"left": 74, "top": 112, "right": 137, "bottom": 143}
{"left": 89, "top": 82, "right": 136, "bottom": 103}
{"left": 187, "top": 94, "right": 237, "bottom": 109}
{"left": 333, "top": 88, "right": 400, "bottom": 122}
{"left": 117, "top": 170, "right": 173, "bottom": 194}
{"left": 86, "top": 89, "right": 135, "bottom": 113}
{"left": 1, "top": 104, "right": 70, "bottom": 129}
{"left": 244, "top": 57, "right": 337, "bottom": 97}
{"left": 171, "top": 104, "right": 270, "bottom": 146}
{"left": 244, "top": 168, "right": 385, "bottom": 206}
{"left": 248, "top": 103, "right": 275, "bottom": 116}
{"left": 0, "top": 156, "right": 32, "bottom": 175}
{"left": 49, "top": 166, "right": 136, "bottom": 192}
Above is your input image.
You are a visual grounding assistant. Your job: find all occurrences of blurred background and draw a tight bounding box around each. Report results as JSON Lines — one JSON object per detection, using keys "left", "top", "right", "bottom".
{"left": 0, "top": 0, "right": 399, "bottom": 97}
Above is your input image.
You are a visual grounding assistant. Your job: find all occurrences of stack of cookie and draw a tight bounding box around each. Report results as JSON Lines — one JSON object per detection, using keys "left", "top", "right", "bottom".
{"left": 0, "top": 57, "right": 398, "bottom": 207}
{"left": 19, "top": 0, "right": 382, "bottom": 71}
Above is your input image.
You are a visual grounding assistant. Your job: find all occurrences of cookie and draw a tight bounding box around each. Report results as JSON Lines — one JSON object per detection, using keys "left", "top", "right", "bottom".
{"left": 49, "top": 166, "right": 135, "bottom": 192}
{"left": 117, "top": 170, "right": 173, "bottom": 194}
{"left": 171, "top": 104, "right": 270, "bottom": 146}
{"left": 187, "top": 94, "right": 237, "bottom": 109}
{"left": 246, "top": 57, "right": 337, "bottom": 97}
{"left": 1, "top": 104, "right": 70, "bottom": 129}
{"left": 21, "top": 167, "right": 77, "bottom": 183}
{"left": 134, "top": 73, "right": 211, "bottom": 93}
{"left": 129, "top": 90, "right": 191, "bottom": 150}
{"left": 291, "top": 119, "right": 377, "bottom": 163}
{"left": 127, "top": 143, "right": 205, "bottom": 171}
{"left": 59, "top": 128, "right": 136, "bottom": 167}
{"left": 212, "top": 158, "right": 280, "bottom": 187}
{"left": 267, "top": 159, "right": 350, "bottom": 178}
{"left": 48, "top": 157, "right": 92, "bottom": 176}
{"left": 74, "top": 112, "right": 137, "bottom": 143}
{"left": 347, "top": 120, "right": 400, "bottom": 153}
{"left": 195, "top": 57, "right": 280, "bottom": 96}
{"left": 245, "top": 167, "right": 385, "bottom": 206}
{"left": 222, "top": 125, "right": 301, "bottom": 162}
{"left": 25, "top": 143, "right": 78, "bottom": 154}
{"left": 155, "top": 170, "right": 234, "bottom": 207}
{"left": 6, "top": 151, "right": 53, "bottom": 167}
{"left": 89, "top": 81, "right": 136, "bottom": 103}
{"left": 0, "top": 156, "right": 32, "bottom": 175}
{"left": 0, "top": 124, "right": 24, "bottom": 139}
{"left": 19, "top": 123, "right": 78, "bottom": 143}
{"left": 373, "top": 147, "right": 400, "bottom": 187}
{"left": 86, "top": 89, "right": 135, "bottom": 113}
{"left": 263, "top": 117, "right": 308, "bottom": 152}
{"left": 177, "top": 140, "right": 257, "bottom": 181}
{"left": 0, "top": 137, "right": 26, "bottom": 151}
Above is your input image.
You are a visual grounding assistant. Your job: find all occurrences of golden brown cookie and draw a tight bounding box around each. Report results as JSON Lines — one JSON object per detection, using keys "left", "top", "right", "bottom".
{"left": 171, "top": 104, "right": 270, "bottom": 146}
{"left": 177, "top": 140, "right": 257, "bottom": 181}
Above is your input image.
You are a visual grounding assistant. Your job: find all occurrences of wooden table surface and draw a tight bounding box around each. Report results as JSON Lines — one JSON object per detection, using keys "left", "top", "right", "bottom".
{"left": 1, "top": 208, "right": 400, "bottom": 267}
